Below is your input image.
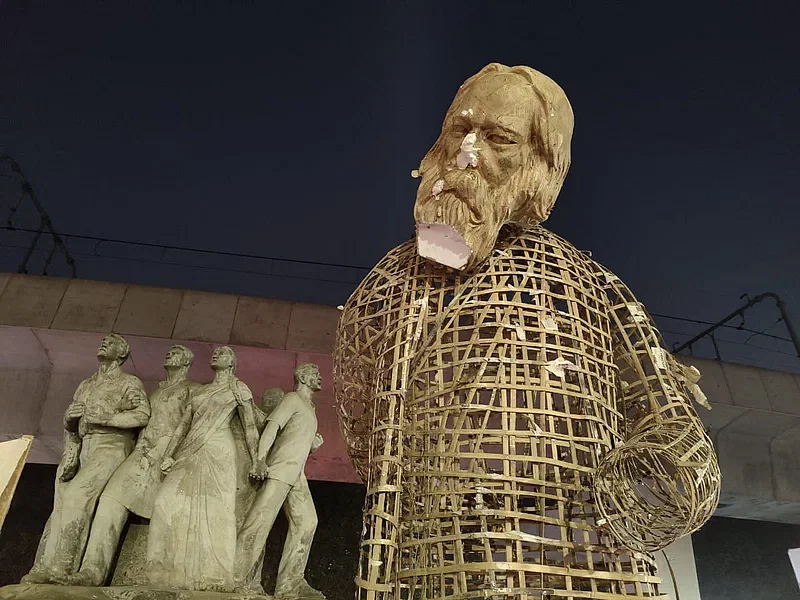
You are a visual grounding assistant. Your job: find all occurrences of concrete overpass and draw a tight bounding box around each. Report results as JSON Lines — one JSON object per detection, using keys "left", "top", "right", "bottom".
{"left": 1, "top": 272, "right": 799, "bottom": 524}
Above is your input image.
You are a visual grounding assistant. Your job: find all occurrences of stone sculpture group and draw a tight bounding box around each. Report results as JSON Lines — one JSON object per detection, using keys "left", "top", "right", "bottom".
{"left": 19, "top": 334, "right": 325, "bottom": 599}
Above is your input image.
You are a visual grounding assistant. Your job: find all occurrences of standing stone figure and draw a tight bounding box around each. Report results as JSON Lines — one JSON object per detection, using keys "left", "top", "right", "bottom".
{"left": 69, "top": 344, "right": 198, "bottom": 586}
{"left": 334, "top": 64, "right": 720, "bottom": 599}
{"left": 235, "top": 363, "right": 324, "bottom": 599}
{"left": 23, "top": 334, "right": 149, "bottom": 585}
{"left": 145, "top": 346, "right": 259, "bottom": 592}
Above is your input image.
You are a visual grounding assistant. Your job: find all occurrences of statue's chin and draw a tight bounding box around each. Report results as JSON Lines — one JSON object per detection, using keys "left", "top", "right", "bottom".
{"left": 416, "top": 223, "right": 471, "bottom": 270}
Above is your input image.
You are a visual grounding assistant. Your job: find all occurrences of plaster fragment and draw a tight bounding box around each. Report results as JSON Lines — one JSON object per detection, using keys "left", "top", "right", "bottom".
{"left": 545, "top": 358, "right": 578, "bottom": 378}
{"left": 431, "top": 178, "right": 445, "bottom": 196}
{"left": 650, "top": 346, "right": 669, "bottom": 371}
{"left": 542, "top": 315, "right": 558, "bottom": 332}
{"left": 627, "top": 303, "right": 647, "bottom": 323}
{"left": 457, "top": 132, "right": 480, "bottom": 169}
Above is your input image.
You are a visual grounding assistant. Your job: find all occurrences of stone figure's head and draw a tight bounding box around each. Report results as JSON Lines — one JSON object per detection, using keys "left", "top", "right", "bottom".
{"left": 261, "top": 387, "right": 286, "bottom": 416}
{"left": 210, "top": 346, "right": 236, "bottom": 372}
{"left": 164, "top": 344, "right": 194, "bottom": 369}
{"left": 295, "top": 363, "right": 322, "bottom": 393}
{"left": 414, "top": 63, "right": 574, "bottom": 270}
{"left": 97, "top": 334, "right": 130, "bottom": 364}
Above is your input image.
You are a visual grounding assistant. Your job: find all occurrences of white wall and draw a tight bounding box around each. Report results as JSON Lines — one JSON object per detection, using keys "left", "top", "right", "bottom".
{"left": 655, "top": 536, "right": 702, "bottom": 600}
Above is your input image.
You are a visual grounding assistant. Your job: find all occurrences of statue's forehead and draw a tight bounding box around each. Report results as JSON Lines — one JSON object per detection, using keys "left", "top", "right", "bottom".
{"left": 451, "top": 73, "right": 537, "bottom": 125}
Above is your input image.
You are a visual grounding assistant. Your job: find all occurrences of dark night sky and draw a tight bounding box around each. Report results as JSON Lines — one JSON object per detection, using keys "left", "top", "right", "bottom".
{"left": 1, "top": 1, "right": 798, "bottom": 371}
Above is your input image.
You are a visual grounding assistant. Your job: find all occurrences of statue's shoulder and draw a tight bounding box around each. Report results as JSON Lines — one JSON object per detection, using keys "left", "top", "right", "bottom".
{"left": 345, "top": 238, "right": 419, "bottom": 312}
{"left": 514, "top": 226, "right": 613, "bottom": 280}
{"left": 372, "top": 238, "right": 419, "bottom": 275}
{"left": 514, "top": 225, "right": 581, "bottom": 254}
{"left": 233, "top": 378, "right": 253, "bottom": 397}
{"left": 119, "top": 370, "right": 145, "bottom": 387}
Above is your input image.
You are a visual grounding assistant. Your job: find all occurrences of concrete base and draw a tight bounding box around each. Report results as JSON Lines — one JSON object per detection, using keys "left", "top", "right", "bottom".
{"left": 0, "top": 584, "right": 270, "bottom": 600}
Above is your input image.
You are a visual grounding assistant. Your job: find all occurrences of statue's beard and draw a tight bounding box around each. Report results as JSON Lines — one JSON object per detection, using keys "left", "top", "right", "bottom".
{"left": 414, "top": 167, "right": 514, "bottom": 270}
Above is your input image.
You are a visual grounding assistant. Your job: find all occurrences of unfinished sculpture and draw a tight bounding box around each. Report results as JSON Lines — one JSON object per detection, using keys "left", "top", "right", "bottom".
{"left": 145, "top": 346, "right": 259, "bottom": 593}
{"left": 334, "top": 63, "right": 720, "bottom": 599}
{"left": 69, "top": 345, "right": 199, "bottom": 587}
{"left": 235, "top": 363, "right": 325, "bottom": 599}
{"left": 23, "top": 334, "right": 149, "bottom": 585}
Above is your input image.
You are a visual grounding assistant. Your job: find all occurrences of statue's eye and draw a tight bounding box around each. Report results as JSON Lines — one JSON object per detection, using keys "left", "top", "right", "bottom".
{"left": 487, "top": 133, "right": 514, "bottom": 145}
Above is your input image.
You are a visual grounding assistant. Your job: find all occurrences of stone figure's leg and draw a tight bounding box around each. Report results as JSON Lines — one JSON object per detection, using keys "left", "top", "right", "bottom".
{"left": 23, "top": 463, "right": 95, "bottom": 581}
{"left": 20, "top": 516, "right": 54, "bottom": 583}
{"left": 234, "top": 479, "right": 291, "bottom": 589}
{"left": 26, "top": 435, "right": 132, "bottom": 582}
{"left": 274, "top": 474, "right": 323, "bottom": 600}
{"left": 72, "top": 495, "right": 129, "bottom": 585}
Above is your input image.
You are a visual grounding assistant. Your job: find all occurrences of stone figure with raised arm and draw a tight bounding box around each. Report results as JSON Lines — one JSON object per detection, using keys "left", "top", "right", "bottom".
{"left": 334, "top": 63, "right": 720, "bottom": 599}
{"left": 68, "top": 344, "right": 199, "bottom": 586}
{"left": 235, "top": 363, "right": 325, "bottom": 599}
{"left": 145, "top": 346, "right": 260, "bottom": 592}
{"left": 22, "top": 334, "right": 149, "bottom": 585}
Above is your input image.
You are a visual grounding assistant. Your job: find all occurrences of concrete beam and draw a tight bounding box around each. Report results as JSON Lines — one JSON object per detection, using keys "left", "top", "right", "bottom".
{"left": 0, "top": 273, "right": 342, "bottom": 352}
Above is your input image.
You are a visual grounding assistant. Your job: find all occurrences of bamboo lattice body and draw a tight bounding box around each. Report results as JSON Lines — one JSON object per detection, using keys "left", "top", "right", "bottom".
{"left": 334, "top": 226, "right": 719, "bottom": 600}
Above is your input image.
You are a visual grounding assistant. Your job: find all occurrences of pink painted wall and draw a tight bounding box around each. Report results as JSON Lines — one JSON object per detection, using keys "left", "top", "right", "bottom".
{"left": 0, "top": 325, "right": 360, "bottom": 484}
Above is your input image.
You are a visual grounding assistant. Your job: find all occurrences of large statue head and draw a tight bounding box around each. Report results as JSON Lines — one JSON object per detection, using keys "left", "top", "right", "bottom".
{"left": 414, "top": 63, "right": 574, "bottom": 270}
{"left": 97, "top": 334, "right": 130, "bottom": 365}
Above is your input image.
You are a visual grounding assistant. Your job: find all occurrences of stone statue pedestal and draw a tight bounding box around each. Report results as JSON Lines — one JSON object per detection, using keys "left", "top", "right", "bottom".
{"left": 0, "top": 584, "right": 271, "bottom": 600}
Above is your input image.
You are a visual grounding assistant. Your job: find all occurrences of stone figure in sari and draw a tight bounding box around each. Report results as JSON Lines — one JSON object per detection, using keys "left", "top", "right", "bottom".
{"left": 145, "top": 346, "right": 260, "bottom": 592}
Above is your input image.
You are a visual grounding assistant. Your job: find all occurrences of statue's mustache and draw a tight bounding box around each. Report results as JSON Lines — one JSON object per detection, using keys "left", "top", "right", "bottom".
{"left": 420, "top": 172, "right": 486, "bottom": 225}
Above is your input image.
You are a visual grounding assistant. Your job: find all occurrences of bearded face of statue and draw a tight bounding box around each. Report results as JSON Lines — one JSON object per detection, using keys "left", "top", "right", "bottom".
{"left": 413, "top": 67, "right": 573, "bottom": 270}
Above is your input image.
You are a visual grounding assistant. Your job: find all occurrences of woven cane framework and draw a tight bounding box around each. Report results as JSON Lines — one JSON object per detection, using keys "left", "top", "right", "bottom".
{"left": 334, "top": 225, "right": 719, "bottom": 600}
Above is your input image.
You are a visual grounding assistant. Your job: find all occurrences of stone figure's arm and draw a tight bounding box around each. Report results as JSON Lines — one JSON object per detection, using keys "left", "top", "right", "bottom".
{"left": 235, "top": 387, "right": 260, "bottom": 465}
{"left": 594, "top": 270, "right": 720, "bottom": 553}
{"left": 63, "top": 382, "right": 86, "bottom": 434}
{"left": 105, "top": 380, "right": 151, "bottom": 429}
{"left": 60, "top": 384, "right": 85, "bottom": 481}
{"left": 252, "top": 404, "right": 268, "bottom": 432}
{"left": 248, "top": 418, "right": 281, "bottom": 480}
{"left": 257, "top": 420, "right": 281, "bottom": 461}
{"left": 162, "top": 406, "right": 193, "bottom": 465}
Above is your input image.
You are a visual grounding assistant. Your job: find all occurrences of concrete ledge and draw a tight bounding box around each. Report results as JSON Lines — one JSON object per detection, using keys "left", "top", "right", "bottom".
{"left": 51, "top": 279, "right": 127, "bottom": 333}
{"left": 0, "top": 273, "right": 341, "bottom": 352}
{"left": 113, "top": 286, "right": 184, "bottom": 339}
{"left": 230, "top": 296, "right": 292, "bottom": 349}
{"left": 172, "top": 290, "right": 238, "bottom": 343}
{"left": 0, "top": 274, "right": 68, "bottom": 328}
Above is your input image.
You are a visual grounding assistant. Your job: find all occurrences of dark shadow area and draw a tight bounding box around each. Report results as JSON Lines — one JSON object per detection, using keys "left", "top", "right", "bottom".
{"left": 693, "top": 516, "right": 800, "bottom": 600}
{"left": 0, "top": 465, "right": 364, "bottom": 600}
